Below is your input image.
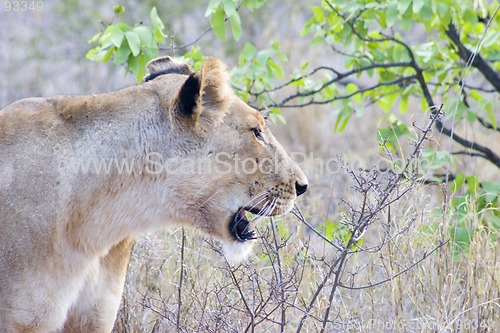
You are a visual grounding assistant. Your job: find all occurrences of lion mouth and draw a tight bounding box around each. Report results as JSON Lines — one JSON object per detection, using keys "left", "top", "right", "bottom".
{"left": 230, "top": 207, "right": 266, "bottom": 242}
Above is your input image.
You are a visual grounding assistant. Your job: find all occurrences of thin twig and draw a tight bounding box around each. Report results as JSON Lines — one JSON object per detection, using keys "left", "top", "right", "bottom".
{"left": 270, "top": 217, "right": 286, "bottom": 332}
{"left": 338, "top": 240, "right": 448, "bottom": 290}
{"left": 176, "top": 228, "right": 186, "bottom": 332}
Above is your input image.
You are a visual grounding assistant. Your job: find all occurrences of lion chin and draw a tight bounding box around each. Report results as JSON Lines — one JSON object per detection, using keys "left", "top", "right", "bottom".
{"left": 223, "top": 241, "right": 255, "bottom": 262}
{"left": 0, "top": 55, "right": 307, "bottom": 332}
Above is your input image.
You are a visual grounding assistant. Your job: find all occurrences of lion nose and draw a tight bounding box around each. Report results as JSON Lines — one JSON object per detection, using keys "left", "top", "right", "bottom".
{"left": 295, "top": 181, "right": 308, "bottom": 196}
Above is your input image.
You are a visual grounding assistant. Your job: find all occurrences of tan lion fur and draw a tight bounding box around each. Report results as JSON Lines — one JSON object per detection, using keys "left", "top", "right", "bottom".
{"left": 0, "top": 57, "right": 307, "bottom": 332}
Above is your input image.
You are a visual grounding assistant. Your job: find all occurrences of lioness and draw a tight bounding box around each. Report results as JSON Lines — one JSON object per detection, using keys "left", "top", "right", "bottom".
{"left": 0, "top": 56, "right": 307, "bottom": 332}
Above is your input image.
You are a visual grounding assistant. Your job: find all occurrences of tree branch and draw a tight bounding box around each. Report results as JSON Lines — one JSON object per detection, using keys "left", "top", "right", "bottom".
{"left": 445, "top": 23, "right": 500, "bottom": 93}
{"left": 451, "top": 150, "right": 488, "bottom": 159}
{"left": 433, "top": 116, "right": 500, "bottom": 167}
{"left": 269, "top": 75, "right": 415, "bottom": 108}
{"left": 404, "top": 31, "right": 500, "bottom": 168}
{"left": 250, "top": 62, "right": 412, "bottom": 100}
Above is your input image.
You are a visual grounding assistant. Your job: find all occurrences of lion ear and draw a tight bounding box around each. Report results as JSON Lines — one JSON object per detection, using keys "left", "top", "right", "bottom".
{"left": 144, "top": 56, "right": 193, "bottom": 81}
{"left": 198, "top": 57, "right": 231, "bottom": 112}
{"left": 176, "top": 57, "right": 231, "bottom": 126}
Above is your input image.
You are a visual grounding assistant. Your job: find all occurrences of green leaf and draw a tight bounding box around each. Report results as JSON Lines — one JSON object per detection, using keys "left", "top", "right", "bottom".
{"left": 271, "top": 41, "right": 287, "bottom": 62}
{"left": 451, "top": 173, "right": 465, "bottom": 192}
{"left": 87, "top": 32, "right": 102, "bottom": 44}
{"left": 462, "top": 7, "right": 478, "bottom": 26}
{"left": 180, "top": 46, "right": 205, "bottom": 70}
{"left": 345, "top": 83, "right": 361, "bottom": 103}
{"left": 419, "top": 1, "right": 433, "bottom": 21}
{"left": 466, "top": 108, "right": 477, "bottom": 123}
{"left": 150, "top": 7, "right": 164, "bottom": 30}
{"left": 223, "top": 0, "right": 237, "bottom": 17}
{"left": 108, "top": 25, "right": 125, "bottom": 47}
{"left": 469, "top": 90, "right": 482, "bottom": 101}
{"left": 125, "top": 31, "right": 141, "bottom": 56}
{"left": 85, "top": 46, "right": 100, "bottom": 60}
{"left": 387, "top": 114, "right": 411, "bottom": 138}
{"left": 435, "top": 1, "right": 449, "bottom": 18}
{"left": 421, "top": 148, "right": 452, "bottom": 170}
{"left": 269, "top": 109, "right": 286, "bottom": 124}
{"left": 241, "top": 42, "right": 256, "bottom": 60}
{"left": 86, "top": 46, "right": 116, "bottom": 62}
{"left": 386, "top": 4, "right": 399, "bottom": 28}
{"left": 484, "top": 101, "right": 497, "bottom": 129}
{"left": 210, "top": 7, "right": 226, "bottom": 41}
{"left": 399, "top": 95, "right": 409, "bottom": 114}
{"left": 399, "top": 7, "right": 413, "bottom": 32}
{"left": 413, "top": 0, "right": 424, "bottom": 13}
{"left": 397, "top": 0, "right": 412, "bottom": 14}
{"left": 377, "top": 93, "right": 398, "bottom": 113}
{"left": 134, "top": 26, "right": 154, "bottom": 49}
{"left": 311, "top": 6, "right": 325, "bottom": 23}
{"left": 150, "top": 7, "right": 165, "bottom": 42}
{"left": 274, "top": 218, "right": 290, "bottom": 240}
{"left": 127, "top": 54, "right": 147, "bottom": 82}
{"left": 245, "top": 0, "right": 267, "bottom": 11}
{"left": 481, "top": 181, "right": 500, "bottom": 203}
{"left": 267, "top": 59, "right": 283, "bottom": 79}
{"left": 113, "top": 4, "right": 124, "bottom": 14}
{"left": 467, "top": 175, "right": 479, "bottom": 194}
{"left": 143, "top": 47, "right": 159, "bottom": 62}
{"left": 334, "top": 108, "right": 351, "bottom": 133}
{"left": 153, "top": 28, "right": 164, "bottom": 43}
{"left": 230, "top": 11, "right": 241, "bottom": 41}
{"left": 452, "top": 98, "right": 466, "bottom": 119}
{"left": 323, "top": 84, "right": 337, "bottom": 99}
{"left": 113, "top": 40, "right": 131, "bottom": 65}
{"left": 317, "top": 220, "right": 337, "bottom": 241}
{"left": 205, "top": 0, "right": 221, "bottom": 16}
{"left": 101, "top": 46, "right": 115, "bottom": 63}
{"left": 115, "top": 22, "right": 131, "bottom": 32}
{"left": 127, "top": 56, "right": 139, "bottom": 80}
{"left": 255, "top": 49, "right": 273, "bottom": 64}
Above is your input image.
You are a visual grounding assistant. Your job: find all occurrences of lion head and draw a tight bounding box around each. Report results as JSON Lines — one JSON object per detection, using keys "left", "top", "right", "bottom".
{"left": 143, "top": 56, "right": 308, "bottom": 259}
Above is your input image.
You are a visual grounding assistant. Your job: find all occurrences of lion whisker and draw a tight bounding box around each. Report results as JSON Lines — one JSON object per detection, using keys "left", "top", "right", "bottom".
{"left": 198, "top": 190, "right": 220, "bottom": 208}
{"left": 256, "top": 200, "right": 272, "bottom": 217}
{"left": 243, "top": 198, "right": 276, "bottom": 233}
{"left": 194, "top": 179, "right": 217, "bottom": 199}
{"left": 243, "top": 191, "right": 270, "bottom": 213}
{"left": 259, "top": 197, "right": 277, "bottom": 217}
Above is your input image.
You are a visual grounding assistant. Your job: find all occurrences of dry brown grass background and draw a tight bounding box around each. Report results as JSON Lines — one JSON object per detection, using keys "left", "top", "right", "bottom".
{"left": 1, "top": 1, "right": 498, "bottom": 332}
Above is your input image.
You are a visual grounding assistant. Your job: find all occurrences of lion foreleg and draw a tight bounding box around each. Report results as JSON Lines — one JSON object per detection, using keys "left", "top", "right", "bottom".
{"left": 61, "top": 238, "right": 134, "bottom": 333}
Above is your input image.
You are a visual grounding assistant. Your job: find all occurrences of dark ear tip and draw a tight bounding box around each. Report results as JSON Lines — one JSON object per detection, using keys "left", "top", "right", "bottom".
{"left": 178, "top": 74, "right": 201, "bottom": 116}
{"left": 145, "top": 56, "right": 193, "bottom": 81}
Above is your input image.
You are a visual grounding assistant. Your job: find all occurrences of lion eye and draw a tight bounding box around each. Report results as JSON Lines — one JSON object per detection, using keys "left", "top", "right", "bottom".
{"left": 252, "top": 127, "right": 264, "bottom": 141}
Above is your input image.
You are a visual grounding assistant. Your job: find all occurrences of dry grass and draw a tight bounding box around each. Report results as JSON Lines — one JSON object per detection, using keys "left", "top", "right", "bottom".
{"left": 113, "top": 195, "right": 499, "bottom": 332}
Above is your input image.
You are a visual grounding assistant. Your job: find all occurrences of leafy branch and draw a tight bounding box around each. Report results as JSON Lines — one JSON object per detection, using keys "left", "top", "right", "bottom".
{"left": 246, "top": 0, "right": 500, "bottom": 168}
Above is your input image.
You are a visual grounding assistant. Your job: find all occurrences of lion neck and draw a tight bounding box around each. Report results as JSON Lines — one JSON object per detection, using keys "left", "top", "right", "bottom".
{"left": 61, "top": 102, "right": 210, "bottom": 257}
